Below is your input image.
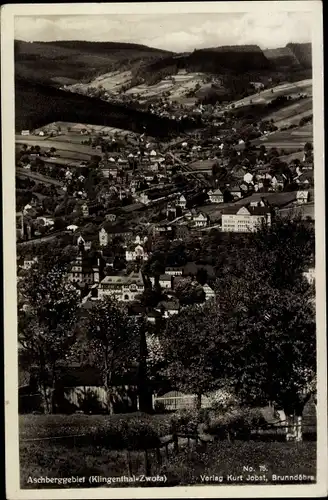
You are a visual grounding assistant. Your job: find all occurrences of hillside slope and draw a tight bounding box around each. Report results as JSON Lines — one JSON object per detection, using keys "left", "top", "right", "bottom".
{"left": 15, "top": 40, "right": 172, "bottom": 86}
{"left": 264, "top": 47, "right": 301, "bottom": 71}
{"left": 264, "top": 43, "right": 312, "bottom": 72}
{"left": 15, "top": 77, "right": 196, "bottom": 136}
{"left": 287, "top": 43, "right": 312, "bottom": 69}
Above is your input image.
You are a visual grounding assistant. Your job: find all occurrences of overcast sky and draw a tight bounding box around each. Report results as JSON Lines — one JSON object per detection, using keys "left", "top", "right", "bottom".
{"left": 15, "top": 12, "right": 312, "bottom": 52}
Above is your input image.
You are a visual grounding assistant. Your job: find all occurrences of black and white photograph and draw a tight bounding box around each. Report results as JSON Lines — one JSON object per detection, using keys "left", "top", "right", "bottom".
{"left": 2, "top": 1, "right": 327, "bottom": 498}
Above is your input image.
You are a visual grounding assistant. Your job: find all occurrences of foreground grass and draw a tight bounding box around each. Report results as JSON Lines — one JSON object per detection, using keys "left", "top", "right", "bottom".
{"left": 20, "top": 441, "right": 316, "bottom": 488}
{"left": 20, "top": 413, "right": 171, "bottom": 440}
{"left": 158, "top": 441, "right": 316, "bottom": 486}
{"left": 20, "top": 414, "right": 316, "bottom": 488}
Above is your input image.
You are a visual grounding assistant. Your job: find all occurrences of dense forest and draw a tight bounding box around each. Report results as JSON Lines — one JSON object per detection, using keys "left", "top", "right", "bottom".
{"left": 15, "top": 77, "right": 199, "bottom": 136}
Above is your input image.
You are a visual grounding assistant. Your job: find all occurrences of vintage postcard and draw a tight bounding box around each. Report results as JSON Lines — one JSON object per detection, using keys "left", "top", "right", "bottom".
{"left": 2, "top": 1, "right": 327, "bottom": 498}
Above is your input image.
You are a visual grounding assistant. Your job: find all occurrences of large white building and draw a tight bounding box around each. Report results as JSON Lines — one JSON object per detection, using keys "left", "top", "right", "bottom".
{"left": 221, "top": 205, "right": 272, "bottom": 232}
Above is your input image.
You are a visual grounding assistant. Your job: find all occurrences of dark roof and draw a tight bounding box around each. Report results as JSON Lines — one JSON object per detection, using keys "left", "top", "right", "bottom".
{"left": 222, "top": 204, "right": 271, "bottom": 216}
{"left": 159, "top": 274, "right": 172, "bottom": 281}
{"left": 157, "top": 301, "right": 179, "bottom": 311}
{"left": 229, "top": 184, "right": 241, "bottom": 192}
{"left": 183, "top": 262, "right": 215, "bottom": 278}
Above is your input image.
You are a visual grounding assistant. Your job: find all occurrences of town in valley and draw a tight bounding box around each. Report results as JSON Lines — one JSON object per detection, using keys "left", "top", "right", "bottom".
{"left": 14, "top": 14, "right": 318, "bottom": 489}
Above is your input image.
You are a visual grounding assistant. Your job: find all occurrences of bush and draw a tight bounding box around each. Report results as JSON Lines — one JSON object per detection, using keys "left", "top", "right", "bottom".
{"left": 170, "top": 409, "right": 208, "bottom": 435}
{"left": 154, "top": 401, "right": 166, "bottom": 414}
{"left": 88, "top": 414, "right": 170, "bottom": 450}
{"left": 206, "top": 407, "right": 267, "bottom": 440}
{"left": 77, "top": 390, "right": 105, "bottom": 415}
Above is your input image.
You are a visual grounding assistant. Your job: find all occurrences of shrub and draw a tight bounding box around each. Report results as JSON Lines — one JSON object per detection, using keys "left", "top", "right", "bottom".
{"left": 206, "top": 407, "right": 267, "bottom": 440}
{"left": 90, "top": 414, "right": 169, "bottom": 450}
{"left": 77, "top": 389, "right": 105, "bottom": 414}
{"left": 154, "top": 401, "right": 166, "bottom": 414}
{"left": 170, "top": 409, "right": 208, "bottom": 435}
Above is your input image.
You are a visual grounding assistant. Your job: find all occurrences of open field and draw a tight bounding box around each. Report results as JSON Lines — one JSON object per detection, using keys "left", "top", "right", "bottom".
{"left": 252, "top": 124, "right": 312, "bottom": 151}
{"left": 16, "top": 168, "right": 64, "bottom": 188}
{"left": 16, "top": 137, "right": 97, "bottom": 161}
{"left": 69, "top": 70, "right": 215, "bottom": 106}
{"left": 265, "top": 98, "right": 312, "bottom": 128}
{"left": 127, "top": 72, "right": 215, "bottom": 105}
{"left": 279, "top": 202, "right": 315, "bottom": 220}
{"left": 278, "top": 151, "right": 304, "bottom": 163}
{"left": 229, "top": 79, "right": 312, "bottom": 109}
{"left": 68, "top": 70, "right": 133, "bottom": 95}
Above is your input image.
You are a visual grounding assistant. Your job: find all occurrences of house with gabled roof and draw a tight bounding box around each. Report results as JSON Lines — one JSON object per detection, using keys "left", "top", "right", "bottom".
{"left": 98, "top": 271, "right": 144, "bottom": 302}
{"left": 208, "top": 188, "right": 224, "bottom": 204}
{"left": 176, "top": 194, "right": 187, "bottom": 209}
{"left": 99, "top": 224, "right": 132, "bottom": 246}
{"left": 193, "top": 212, "right": 209, "bottom": 228}
{"left": 203, "top": 284, "right": 216, "bottom": 301}
{"left": 296, "top": 190, "right": 309, "bottom": 205}
{"left": 229, "top": 184, "right": 242, "bottom": 199}
{"left": 155, "top": 300, "right": 180, "bottom": 318}
{"left": 271, "top": 174, "right": 286, "bottom": 191}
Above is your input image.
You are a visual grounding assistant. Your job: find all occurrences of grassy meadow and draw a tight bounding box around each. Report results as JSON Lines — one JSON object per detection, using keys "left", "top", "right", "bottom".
{"left": 20, "top": 413, "right": 316, "bottom": 489}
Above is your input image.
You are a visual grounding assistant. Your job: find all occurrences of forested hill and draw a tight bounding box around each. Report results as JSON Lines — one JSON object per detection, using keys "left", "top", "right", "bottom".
{"left": 264, "top": 43, "right": 312, "bottom": 71}
{"left": 15, "top": 77, "right": 197, "bottom": 137}
{"left": 135, "top": 42, "right": 312, "bottom": 83}
{"left": 137, "top": 45, "right": 270, "bottom": 76}
{"left": 38, "top": 40, "right": 172, "bottom": 54}
{"left": 15, "top": 40, "right": 172, "bottom": 86}
{"left": 15, "top": 40, "right": 312, "bottom": 88}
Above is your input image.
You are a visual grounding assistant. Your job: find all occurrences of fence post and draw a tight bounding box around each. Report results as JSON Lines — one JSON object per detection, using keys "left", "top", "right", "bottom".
{"left": 173, "top": 433, "right": 179, "bottom": 453}
{"left": 126, "top": 450, "right": 133, "bottom": 476}
{"left": 156, "top": 447, "right": 162, "bottom": 466}
{"left": 144, "top": 449, "right": 151, "bottom": 476}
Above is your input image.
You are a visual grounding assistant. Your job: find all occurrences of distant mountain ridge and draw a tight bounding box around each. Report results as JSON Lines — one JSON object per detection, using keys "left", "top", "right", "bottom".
{"left": 264, "top": 43, "right": 312, "bottom": 71}
{"left": 36, "top": 40, "right": 173, "bottom": 54}
{"left": 15, "top": 40, "right": 312, "bottom": 87}
{"left": 15, "top": 39, "right": 172, "bottom": 86}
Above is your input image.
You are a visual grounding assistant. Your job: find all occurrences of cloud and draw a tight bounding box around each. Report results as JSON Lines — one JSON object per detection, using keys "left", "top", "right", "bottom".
{"left": 15, "top": 12, "right": 312, "bottom": 52}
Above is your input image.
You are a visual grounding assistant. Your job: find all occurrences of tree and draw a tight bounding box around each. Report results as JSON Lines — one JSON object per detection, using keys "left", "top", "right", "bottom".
{"left": 18, "top": 262, "right": 80, "bottom": 413}
{"left": 53, "top": 216, "right": 67, "bottom": 231}
{"left": 249, "top": 214, "right": 315, "bottom": 289}
{"left": 212, "top": 214, "right": 316, "bottom": 440}
{"left": 214, "top": 275, "right": 315, "bottom": 441}
{"left": 175, "top": 277, "right": 206, "bottom": 306}
{"left": 304, "top": 141, "right": 313, "bottom": 152}
{"left": 196, "top": 267, "right": 208, "bottom": 286}
{"left": 76, "top": 298, "right": 139, "bottom": 413}
{"left": 163, "top": 214, "right": 315, "bottom": 439}
{"left": 161, "top": 302, "right": 223, "bottom": 408}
